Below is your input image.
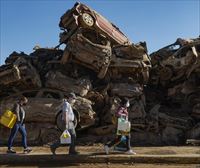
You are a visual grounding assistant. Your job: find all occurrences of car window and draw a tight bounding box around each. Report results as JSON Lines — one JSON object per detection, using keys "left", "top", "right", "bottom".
{"left": 167, "top": 44, "right": 180, "bottom": 52}
{"left": 23, "top": 91, "right": 38, "bottom": 98}
{"left": 42, "top": 91, "right": 61, "bottom": 99}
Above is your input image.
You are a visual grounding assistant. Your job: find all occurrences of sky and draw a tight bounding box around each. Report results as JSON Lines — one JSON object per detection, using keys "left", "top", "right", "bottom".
{"left": 0, "top": 0, "right": 199, "bottom": 65}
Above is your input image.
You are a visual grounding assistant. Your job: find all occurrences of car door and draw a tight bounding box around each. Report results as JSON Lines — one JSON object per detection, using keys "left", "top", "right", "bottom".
{"left": 23, "top": 90, "right": 62, "bottom": 124}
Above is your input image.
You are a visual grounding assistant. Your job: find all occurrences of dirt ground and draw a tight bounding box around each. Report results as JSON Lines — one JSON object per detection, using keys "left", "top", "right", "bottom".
{"left": 0, "top": 146, "right": 199, "bottom": 168}
{"left": 0, "top": 163, "right": 200, "bottom": 168}
{"left": 1, "top": 145, "right": 199, "bottom": 155}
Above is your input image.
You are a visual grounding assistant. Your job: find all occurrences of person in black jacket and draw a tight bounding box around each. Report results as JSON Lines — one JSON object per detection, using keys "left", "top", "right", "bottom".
{"left": 7, "top": 96, "right": 32, "bottom": 154}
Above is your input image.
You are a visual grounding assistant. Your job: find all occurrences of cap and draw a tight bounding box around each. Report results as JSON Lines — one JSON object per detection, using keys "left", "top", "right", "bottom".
{"left": 69, "top": 92, "right": 76, "bottom": 99}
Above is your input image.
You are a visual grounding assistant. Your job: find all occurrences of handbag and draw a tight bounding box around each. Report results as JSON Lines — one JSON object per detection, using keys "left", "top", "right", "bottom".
{"left": 60, "top": 129, "right": 71, "bottom": 144}
{"left": 0, "top": 110, "right": 17, "bottom": 129}
{"left": 117, "top": 117, "right": 131, "bottom": 135}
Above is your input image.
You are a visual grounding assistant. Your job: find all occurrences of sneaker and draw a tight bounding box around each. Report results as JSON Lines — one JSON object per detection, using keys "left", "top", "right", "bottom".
{"left": 104, "top": 145, "right": 109, "bottom": 155}
{"left": 69, "top": 151, "right": 80, "bottom": 155}
{"left": 23, "top": 147, "right": 32, "bottom": 154}
{"left": 50, "top": 145, "right": 56, "bottom": 155}
{"left": 7, "top": 149, "right": 16, "bottom": 154}
{"left": 126, "top": 149, "right": 136, "bottom": 155}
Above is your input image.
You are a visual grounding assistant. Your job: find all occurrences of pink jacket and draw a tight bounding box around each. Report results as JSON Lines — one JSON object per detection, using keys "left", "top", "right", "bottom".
{"left": 116, "top": 106, "right": 128, "bottom": 118}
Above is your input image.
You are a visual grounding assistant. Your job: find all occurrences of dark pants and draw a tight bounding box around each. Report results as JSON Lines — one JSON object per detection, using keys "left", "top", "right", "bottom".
{"left": 52, "top": 128, "right": 76, "bottom": 153}
{"left": 106, "top": 134, "right": 131, "bottom": 151}
{"left": 8, "top": 123, "right": 28, "bottom": 149}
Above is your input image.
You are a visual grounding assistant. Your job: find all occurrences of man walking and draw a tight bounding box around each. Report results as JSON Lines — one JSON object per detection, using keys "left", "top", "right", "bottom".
{"left": 7, "top": 96, "right": 32, "bottom": 154}
{"left": 50, "top": 92, "right": 79, "bottom": 155}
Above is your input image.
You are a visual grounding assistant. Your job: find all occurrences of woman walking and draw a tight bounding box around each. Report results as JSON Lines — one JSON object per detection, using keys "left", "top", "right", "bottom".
{"left": 104, "top": 98, "right": 136, "bottom": 155}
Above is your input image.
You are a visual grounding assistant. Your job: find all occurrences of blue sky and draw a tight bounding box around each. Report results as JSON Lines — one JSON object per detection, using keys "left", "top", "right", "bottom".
{"left": 0, "top": 0, "right": 199, "bottom": 65}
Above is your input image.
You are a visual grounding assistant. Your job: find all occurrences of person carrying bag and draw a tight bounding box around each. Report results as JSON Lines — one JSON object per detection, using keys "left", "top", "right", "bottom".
{"left": 104, "top": 98, "right": 136, "bottom": 155}
{"left": 7, "top": 96, "right": 32, "bottom": 154}
{"left": 50, "top": 93, "right": 79, "bottom": 155}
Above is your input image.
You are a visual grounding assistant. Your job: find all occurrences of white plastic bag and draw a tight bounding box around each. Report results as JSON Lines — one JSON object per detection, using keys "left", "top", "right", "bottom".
{"left": 117, "top": 118, "right": 131, "bottom": 135}
{"left": 60, "top": 129, "right": 71, "bottom": 144}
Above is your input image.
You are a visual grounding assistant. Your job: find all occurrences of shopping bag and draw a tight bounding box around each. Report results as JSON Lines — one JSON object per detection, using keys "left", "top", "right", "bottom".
{"left": 0, "top": 110, "right": 17, "bottom": 129}
{"left": 60, "top": 129, "right": 71, "bottom": 144}
{"left": 117, "top": 117, "right": 131, "bottom": 135}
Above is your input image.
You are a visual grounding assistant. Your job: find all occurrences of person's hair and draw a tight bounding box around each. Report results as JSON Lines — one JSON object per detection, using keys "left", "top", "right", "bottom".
{"left": 19, "top": 96, "right": 28, "bottom": 102}
{"left": 63, "top": 94, "right": 68, "bottom": 99}
{"left": 63, "top": 92, "right": 76, "bottom": 99}
{"left": 120, "top": 97, "right": 129, "bottom": 107}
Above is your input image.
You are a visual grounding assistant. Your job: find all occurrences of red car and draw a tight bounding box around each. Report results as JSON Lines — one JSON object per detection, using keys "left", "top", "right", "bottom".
{"left": 59, "top": 2, "right": 130, "bottom": 46}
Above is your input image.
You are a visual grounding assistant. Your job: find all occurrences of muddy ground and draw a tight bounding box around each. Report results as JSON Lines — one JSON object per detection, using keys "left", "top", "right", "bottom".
{"left": 0, "top": 163, "right": 199, "bottom": 168}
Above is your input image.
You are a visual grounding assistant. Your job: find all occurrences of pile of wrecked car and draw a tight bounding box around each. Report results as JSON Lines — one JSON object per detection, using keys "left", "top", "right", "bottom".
{"left": 0, "top": 2, "right": 199, "bottom": 146}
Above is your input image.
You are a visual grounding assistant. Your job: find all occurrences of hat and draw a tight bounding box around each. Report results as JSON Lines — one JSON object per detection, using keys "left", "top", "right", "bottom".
{"left": 69, "top": 92, "right": 76, "bottom": 99}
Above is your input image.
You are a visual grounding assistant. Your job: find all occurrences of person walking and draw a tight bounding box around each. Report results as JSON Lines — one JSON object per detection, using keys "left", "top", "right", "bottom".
{"left": 7, "top": 96, "right": 32, "bottom": 154}
{"left": 104, "top": 98, "right": 136, "bottom": 155}
{"left": 50, "top": 92, "right": 79, "bottom": 155}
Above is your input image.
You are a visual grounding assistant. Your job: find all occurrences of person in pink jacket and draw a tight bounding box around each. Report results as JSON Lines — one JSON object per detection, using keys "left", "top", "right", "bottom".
{"left": 104, "top": 98, "right": 136, "bottom": 155}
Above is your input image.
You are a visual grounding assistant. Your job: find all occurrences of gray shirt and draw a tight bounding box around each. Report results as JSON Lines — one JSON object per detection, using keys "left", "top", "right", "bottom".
{"left": 13, "top": 103, "right": 25, "bottom": 124}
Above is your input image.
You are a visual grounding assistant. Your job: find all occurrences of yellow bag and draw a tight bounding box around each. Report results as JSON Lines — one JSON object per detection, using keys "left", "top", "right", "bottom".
{"left": 0, "top": 110, "right": 17, "bottom": 129}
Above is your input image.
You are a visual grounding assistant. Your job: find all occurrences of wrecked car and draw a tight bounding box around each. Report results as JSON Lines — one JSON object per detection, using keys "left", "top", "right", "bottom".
{"left": 0, "top": 88, "right": 96, "bottom": 144}
{"left": 0, "top": 55, "right": 41, "bottom": 96}
{"left": 150, "top": 38, "right": 200, "bottom": 86}
{"left": 60, "top": 29, "right": 112, "bottom": 79}
{"left": 59, "top": 2, "right": 130, "bottom": 46}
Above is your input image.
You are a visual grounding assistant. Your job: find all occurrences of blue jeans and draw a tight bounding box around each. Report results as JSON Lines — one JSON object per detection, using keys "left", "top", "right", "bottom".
{"left": 8, "top": 123, "right": 27, "bottom": 149}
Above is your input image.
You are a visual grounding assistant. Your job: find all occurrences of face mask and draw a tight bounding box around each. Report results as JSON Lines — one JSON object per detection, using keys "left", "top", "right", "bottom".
{"left": 126, "top": 101, "right": 130, "bottom": 107}
{"left": 21, "top": 101, "right": 27, "bottom": 106}
{"left": 69, "top": 99, "right": 75, "bottom": 104}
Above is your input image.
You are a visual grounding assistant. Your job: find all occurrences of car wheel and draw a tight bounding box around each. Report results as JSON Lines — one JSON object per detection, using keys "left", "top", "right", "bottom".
{"left": 186, "top": 93, "right": 200, "bottom": 106}
{"left": 79, "top": 13, "right": 94, "bottom": 27}
{"left": 56, "top": 112, "right": 78, "bottom": 132}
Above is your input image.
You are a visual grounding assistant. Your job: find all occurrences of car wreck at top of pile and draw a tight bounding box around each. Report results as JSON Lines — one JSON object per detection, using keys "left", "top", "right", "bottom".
{"left": 59, "top": 2, "right": 130, "bottom": 46}
{"left": 58, "top": 2, "right": 151, "bottom": 79}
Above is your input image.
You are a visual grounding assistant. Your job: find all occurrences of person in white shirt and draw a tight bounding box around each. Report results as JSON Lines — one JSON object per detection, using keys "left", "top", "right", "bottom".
{"left": 50, "top": 92, "right": 79, "bottom": 155}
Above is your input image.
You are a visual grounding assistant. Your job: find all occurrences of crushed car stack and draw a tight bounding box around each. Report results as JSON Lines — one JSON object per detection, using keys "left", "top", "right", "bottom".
{"left": 0, "top": 2, "right": 199, "bottom": 145}
{"left": 147, "top": 37, "right": 200, "bottom": 145}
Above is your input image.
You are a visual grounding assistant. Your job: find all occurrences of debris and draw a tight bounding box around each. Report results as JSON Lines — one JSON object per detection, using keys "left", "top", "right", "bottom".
{"left": 0, "top": 2, "right": 199, "bottom": 146}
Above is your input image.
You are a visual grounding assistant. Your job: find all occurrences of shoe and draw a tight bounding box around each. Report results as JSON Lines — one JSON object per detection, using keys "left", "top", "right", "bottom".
{"left": 24, "top": 147, "right": 32, "bottom": 154}
{"left": 104, "top": 145, "right": 109, "bottom": 155}
{"left": 7, "top": 149, "right": 16, "bottom": 154}
{"left": 50, "top": 145, "right": 56, "bottom": 155}
{"left": 69, "top": 151, "right": 80, "bottom": 155}
{"left": 126, "top": 149, "right": 136, "bottom": 155}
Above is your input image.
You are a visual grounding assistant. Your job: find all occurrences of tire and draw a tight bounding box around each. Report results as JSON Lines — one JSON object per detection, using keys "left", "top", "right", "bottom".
{"left": 79, "top": 13, "right": 94, "bottom": 27}
{"left": 187, "top": 93, "right": 200, "bottom": 106}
